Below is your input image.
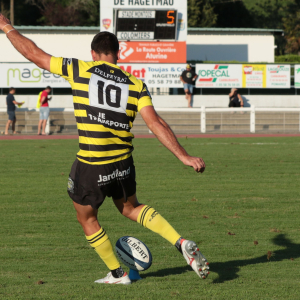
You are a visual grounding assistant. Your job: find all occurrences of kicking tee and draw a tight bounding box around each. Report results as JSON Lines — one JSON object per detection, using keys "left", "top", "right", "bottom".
{"left": 50, "top": 57, "right": 153, "bottom": 165}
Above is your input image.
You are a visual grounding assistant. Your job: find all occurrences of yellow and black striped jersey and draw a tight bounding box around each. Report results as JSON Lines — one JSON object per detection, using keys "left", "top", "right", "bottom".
{"left": 50, "top": 57, "right": 153, "bottom": 165}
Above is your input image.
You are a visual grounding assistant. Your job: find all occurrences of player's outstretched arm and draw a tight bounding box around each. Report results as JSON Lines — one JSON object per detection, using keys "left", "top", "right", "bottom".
{"left": 0, "top": 13, "right": 51, "bottom": 71}
{"left": 140, "top": 106, "right": 205, "bottom": 173}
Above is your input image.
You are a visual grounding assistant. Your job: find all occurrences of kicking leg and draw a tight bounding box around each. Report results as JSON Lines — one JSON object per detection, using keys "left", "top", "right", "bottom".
{"left": 73, "top": 201, "right": 130, "bottom": 284}
{"left": 113, "top": 194, "right": 209, "bottom": 279}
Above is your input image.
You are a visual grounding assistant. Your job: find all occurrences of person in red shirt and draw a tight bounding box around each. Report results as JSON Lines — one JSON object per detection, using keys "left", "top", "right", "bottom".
{"left": 37, "top": 86, "right": 52, "bottom": 135}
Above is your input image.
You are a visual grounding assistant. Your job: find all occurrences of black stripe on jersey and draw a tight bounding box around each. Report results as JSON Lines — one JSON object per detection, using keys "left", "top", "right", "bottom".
{"left": 139, "top": 91, "right": 149, "bottom": 98}
{"left": 77, "top": 149, "right": 133, "bottom": 163}
{"left": 78, "top": 130, "right": 133, "bottom": 143}
{"left": 129, "top": 91, "right": 139, "bottom": 98}
{"left": 76, "top": 116, "right": 130, "bottom": 132}
{"left": 72, "top": 90, "right": 89, "bottom": 98}
{"left": 79, "top": 143, "right": 132, "bottom": 152}
{"left": 87, "top": 64, "right": 135, "bottom": 85}
{"left": 62, "top": 58, "right": 68, "bottom": 77}
{"left": 140, "top": 83, "right": 152, "bottom": 100}
{"left": 126, "top": 103, "right": 138, "bottom": 112}
{"left": 74, "top": 103, "right": 131, "bottom": 131}
{"left": 72, "top": 58, "right": 90, "bottom": 84}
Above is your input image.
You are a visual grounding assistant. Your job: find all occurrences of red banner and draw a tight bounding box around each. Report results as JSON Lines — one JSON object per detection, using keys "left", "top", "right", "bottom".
{"left": 118, "top": 41, "right": 186, "bottom": 63}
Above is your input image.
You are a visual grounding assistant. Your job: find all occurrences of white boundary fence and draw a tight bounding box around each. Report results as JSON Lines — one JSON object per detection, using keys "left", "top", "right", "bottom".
{"left": 1, "top": 107, "right": 300, "bottom": 134}
{"left": 155, "top": 107, "right": 300, "bottom": 133}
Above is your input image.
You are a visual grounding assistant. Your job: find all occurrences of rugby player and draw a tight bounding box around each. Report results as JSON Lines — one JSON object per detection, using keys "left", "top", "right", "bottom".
{"left": 0, "top": 13, "right": 209, "bottom": 284}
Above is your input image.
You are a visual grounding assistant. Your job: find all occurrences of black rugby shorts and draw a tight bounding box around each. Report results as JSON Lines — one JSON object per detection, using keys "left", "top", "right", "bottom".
{"left": 67, "top": 156, "right": 136, "bottom": 209}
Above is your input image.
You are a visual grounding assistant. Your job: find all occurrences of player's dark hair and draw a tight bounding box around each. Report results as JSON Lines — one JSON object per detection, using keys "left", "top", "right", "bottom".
{"left": 9, "top": 87, "right": 15, "bottom": 92}
{"left": 91, "top": 32, "right": 119, "bottom": 58}
{"left": 46, "top": 86, "right": 51, "bottom": 90}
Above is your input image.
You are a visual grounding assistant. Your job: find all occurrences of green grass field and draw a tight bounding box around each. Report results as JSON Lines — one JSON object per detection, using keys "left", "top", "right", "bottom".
{"left": 1, "top": 137, "right": 300, "bottom": 299}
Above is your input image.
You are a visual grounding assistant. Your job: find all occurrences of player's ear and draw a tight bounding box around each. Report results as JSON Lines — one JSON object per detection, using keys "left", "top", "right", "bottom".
{"left": 91, "top": 50, "right": 96, "bottom": 61}
{"left": 116, "top": 50, "right": 120, "bottom": 61}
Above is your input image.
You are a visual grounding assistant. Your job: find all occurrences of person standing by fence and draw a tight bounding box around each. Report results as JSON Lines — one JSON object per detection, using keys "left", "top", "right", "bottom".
{"left": 37, "top": 86, "right": 52, "bottom": 135}
{"left": 180, "top": 64, "right": 197, "bottom": 108}
{"left": 5, "top": 87, "right": 23, "bottom": 135}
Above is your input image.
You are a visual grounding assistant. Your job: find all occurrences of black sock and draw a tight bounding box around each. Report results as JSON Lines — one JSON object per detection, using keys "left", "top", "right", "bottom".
{"left": 111, "top": 267, "right": 125, "bottom": 278}
{"left": 175, "top": 237, "right": 183, "bottom": 254}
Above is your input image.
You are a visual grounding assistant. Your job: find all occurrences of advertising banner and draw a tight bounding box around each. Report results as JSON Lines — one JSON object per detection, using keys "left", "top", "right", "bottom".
{"left": 266, "top": 65, "right": 290, "bottom": 88}
{"left": 242, "top": 64, "right": 266, "bottom": 88}
{"left": 294, "top": 65, "right": 300, "bottom": 88}
{"left": 119, "top": 41, "right": 186, "bottom": 63}
{"left": 118, "top": 63, "right": 185, "bottom": 87}
{"left": 145, "top": 64, "right": 185, "bottom": 87}
{"left": 118, "top": 63, "right": 147, "bottom": 82}
{"left": 1, "top": 63, "right": 184, "bottom": 88}
{"left": 195, "top": 64, "right": 242, "bottom": 88}
{"left": 0, "top": 63, "right": 69, "bottom": 88}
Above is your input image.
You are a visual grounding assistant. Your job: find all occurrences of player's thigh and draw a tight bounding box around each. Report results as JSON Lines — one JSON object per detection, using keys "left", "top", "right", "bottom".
{"left": 67, "top": 159, "right": 106, "bottom": 211}
{"left": 73, "top": 200, "right": 98, "bottom": 222}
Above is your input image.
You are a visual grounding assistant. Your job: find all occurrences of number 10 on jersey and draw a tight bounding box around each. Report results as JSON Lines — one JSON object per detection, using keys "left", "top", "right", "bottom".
{"left": 89, "top": 74, "right": 129, "bottom": 114}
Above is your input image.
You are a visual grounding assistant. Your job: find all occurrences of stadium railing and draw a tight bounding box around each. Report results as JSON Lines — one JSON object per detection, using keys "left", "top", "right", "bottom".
{"left": 1, "top": 107, "right": 300, "bottom": 134}
{"left": 155, "top": 107, "right": 300, "bottom": 134}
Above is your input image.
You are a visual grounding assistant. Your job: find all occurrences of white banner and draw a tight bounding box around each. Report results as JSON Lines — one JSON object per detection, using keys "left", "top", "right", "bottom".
{"left": 266, "top": 65, "right": 290, "bottom": 88}
{"left": 145, "top": 64, "right": 185, "bottom": 87}
{"left": 196, "top": 64, "right": 242, "bottom": 88}
{"left": 118, "top": 63, "right": 185, "bottom": 87}
{"left": 294, "top": 65, "right": 300, "bottom": 88}
{"left": 0, "top": 63, "right": 185, "bottom": 88}
{"left": 0, "top": 63, "right": 69, "bottom": 88}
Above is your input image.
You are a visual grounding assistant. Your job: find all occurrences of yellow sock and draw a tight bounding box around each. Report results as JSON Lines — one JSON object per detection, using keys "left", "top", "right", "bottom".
{"left": 137, "top": 205, "right": 181, "bottom": 245}
{"left": 86, "top": 228, "right": 120, "bottom": 270}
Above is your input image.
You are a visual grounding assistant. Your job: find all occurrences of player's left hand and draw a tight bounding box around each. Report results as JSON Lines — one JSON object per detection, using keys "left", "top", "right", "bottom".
{"left": 0, "top": 13, "right": 11, "bottom": 30}
{"left": 182, "top": 156, "right": 206, "bottom": 173}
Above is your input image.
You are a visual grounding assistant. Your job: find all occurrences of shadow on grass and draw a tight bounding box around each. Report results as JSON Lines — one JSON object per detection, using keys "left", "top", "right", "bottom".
{"left": 210, "top": 234, "right": 298, "bottom": 283}
{"left": 142, "top": 265, "right": 191, "bottom": 279}
{"left": 142, "top": 234, "right": 298, "bottom": 283}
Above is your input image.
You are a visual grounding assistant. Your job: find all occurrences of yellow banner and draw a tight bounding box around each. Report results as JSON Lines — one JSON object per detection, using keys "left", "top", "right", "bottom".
{"left": 242, "top": 64, "right": 266, "bottom": 88}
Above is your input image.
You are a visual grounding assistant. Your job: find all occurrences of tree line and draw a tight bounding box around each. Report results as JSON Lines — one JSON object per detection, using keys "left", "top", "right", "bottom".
{"left": 0, "top": 0, "right": 299, "bottom": 54}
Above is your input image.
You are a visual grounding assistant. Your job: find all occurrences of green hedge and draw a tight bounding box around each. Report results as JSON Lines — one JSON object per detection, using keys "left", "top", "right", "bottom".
{"left": 275, "top": 55, "right": 300, "bottom": 63}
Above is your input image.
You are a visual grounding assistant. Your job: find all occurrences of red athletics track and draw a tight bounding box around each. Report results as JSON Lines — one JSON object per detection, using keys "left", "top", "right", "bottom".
{"left": 1, "top": 133, "right": 300, "bottom": 140}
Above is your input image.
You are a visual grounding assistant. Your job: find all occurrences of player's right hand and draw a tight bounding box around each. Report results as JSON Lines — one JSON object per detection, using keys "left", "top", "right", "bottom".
{"left": 182, "top": 156, "right": 206, "bottom": 173}
{"left": 0, "top": 13, "right": 11, "bottom": 30}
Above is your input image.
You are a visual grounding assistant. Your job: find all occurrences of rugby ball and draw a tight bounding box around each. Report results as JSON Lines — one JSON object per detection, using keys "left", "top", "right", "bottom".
{"left": 116, "top": 236, "right": 152, "bottom": 271}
